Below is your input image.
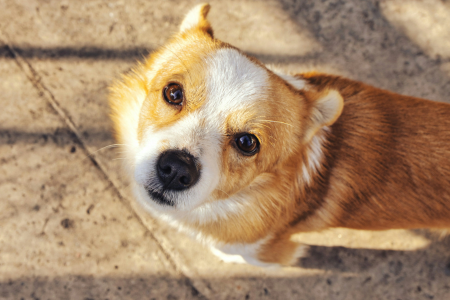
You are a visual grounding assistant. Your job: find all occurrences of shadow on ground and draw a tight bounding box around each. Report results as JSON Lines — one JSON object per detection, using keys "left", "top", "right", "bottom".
{"left": 2, "top": 0, "right": 450, "bottom": 299}
{"left": 3, "top": 236, "right": 450, "bottom": 300}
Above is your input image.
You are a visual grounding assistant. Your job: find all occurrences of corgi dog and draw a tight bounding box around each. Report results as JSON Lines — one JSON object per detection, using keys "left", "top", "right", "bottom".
{"left": 109, "top": 3, "right": 450, "bottom": 267}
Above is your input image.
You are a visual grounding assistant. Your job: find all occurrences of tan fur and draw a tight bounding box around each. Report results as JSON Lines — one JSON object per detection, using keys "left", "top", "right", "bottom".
{"left": 109, "top": 4, "right": 450, "bottom": 265}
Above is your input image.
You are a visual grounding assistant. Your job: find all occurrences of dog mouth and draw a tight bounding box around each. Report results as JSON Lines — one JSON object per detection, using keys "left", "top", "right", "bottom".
{"left": 146, "top": 188, "right": 175, "bottom": 207}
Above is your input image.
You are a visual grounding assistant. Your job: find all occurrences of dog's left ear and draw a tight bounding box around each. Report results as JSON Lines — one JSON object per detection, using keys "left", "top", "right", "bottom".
{"left": 179, "top": 3, "right": 213, "bottom": 37}
{"left": 305, "top": 90, "right": 344, "bottom": 142}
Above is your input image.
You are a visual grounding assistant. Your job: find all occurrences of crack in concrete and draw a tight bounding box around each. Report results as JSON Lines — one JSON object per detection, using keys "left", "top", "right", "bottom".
{"left": 1, "top": 36, "right": 210, "bottom": 300}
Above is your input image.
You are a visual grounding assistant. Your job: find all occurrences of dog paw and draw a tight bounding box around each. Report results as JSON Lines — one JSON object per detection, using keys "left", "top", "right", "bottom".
{"left": 288, "top": 243, "right": 310, "bottom": 266}
{"left": 210, "top": 246, "right": 247, "bottom": 264}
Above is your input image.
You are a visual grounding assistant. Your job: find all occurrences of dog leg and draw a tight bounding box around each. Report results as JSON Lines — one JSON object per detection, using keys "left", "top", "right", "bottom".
{"left": 257, "top": 234, "right": 309, "bottom": 266}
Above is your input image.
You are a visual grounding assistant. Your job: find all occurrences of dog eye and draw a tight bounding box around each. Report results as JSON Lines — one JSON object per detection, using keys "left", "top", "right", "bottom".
{"left": 235, "top": 133, "right": 260, "bottom": 155}
{"left": 163, "top": 83, "right": 184, "bottom": 105}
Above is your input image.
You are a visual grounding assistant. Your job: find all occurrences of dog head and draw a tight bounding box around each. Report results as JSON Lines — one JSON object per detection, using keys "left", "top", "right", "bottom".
{"left": 110, "top": 4, "right": 343, "bottom": 234}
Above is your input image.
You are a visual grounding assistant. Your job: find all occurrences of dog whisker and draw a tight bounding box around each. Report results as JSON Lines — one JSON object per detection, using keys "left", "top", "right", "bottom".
{"left": 88, "top": 144, "right": 125, "bottom": 157}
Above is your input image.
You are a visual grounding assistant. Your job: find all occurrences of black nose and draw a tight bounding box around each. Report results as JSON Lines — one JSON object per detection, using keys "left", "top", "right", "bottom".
{"left": 157, "top": 150, "right": 200, "bottom": 190}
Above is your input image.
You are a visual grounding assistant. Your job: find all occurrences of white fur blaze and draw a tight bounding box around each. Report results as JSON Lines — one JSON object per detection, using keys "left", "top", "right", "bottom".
{"left": 205, "top": 48, "right": 268, "bottom": 115}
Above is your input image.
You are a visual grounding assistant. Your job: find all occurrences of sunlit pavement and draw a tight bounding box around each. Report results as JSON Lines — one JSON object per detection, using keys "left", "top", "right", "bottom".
{"left": 1, "top": 0, "right": 450, "bottom": 299}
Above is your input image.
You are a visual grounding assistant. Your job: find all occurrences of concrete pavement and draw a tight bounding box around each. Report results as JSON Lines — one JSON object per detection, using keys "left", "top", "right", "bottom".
{"left": 1, "top": 0, "right": 450, "bottom": 299}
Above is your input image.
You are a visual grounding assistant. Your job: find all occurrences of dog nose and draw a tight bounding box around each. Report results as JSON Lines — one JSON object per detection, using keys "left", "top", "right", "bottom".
{"left": 157, "top": 150, "right": 200, "bottom": 190}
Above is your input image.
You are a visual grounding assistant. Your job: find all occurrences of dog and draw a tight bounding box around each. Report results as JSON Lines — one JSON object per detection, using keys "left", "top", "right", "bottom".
{"left": 109, "top": 3, "right": 450, "bottom": 267}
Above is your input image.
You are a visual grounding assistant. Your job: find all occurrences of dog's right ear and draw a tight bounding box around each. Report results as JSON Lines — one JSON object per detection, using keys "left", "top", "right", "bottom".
{"left": 304, "top": 90, "right": 344, "bottom": 143}
{"left": 179, "top": 3, "right": 213, "bottom": 38}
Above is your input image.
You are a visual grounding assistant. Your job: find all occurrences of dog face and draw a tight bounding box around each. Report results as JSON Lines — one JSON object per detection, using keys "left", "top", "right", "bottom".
{"left": 134, "top": 40, "right": 296, "bottom": 216}
{"left": 110, "top": 4, "right": 343, "bottom": 233}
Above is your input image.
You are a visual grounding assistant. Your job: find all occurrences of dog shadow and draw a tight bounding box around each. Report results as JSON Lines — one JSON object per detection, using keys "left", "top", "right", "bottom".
{"left": 295, "top": 230, "right": 450, "bottom": 275}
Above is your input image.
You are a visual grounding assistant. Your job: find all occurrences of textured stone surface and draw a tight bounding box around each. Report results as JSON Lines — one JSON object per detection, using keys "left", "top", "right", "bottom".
{"left": 0, "top": 46, "right": 201, "bottom": 300}
{"left": 1, "top": 0, "right": 450, "bottom": 299}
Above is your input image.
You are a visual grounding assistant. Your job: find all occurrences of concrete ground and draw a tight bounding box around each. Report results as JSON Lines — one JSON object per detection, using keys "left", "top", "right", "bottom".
{"left": 1, "top": 0, "right": 450, "bottom": 299}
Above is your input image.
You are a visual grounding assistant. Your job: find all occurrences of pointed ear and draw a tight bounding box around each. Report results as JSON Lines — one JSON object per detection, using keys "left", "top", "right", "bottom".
{"left": 305, "top": 90, "right": 344, "bottom": 142}
{"left": 179, "top": 3, "right": 213, "bottom": 37}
